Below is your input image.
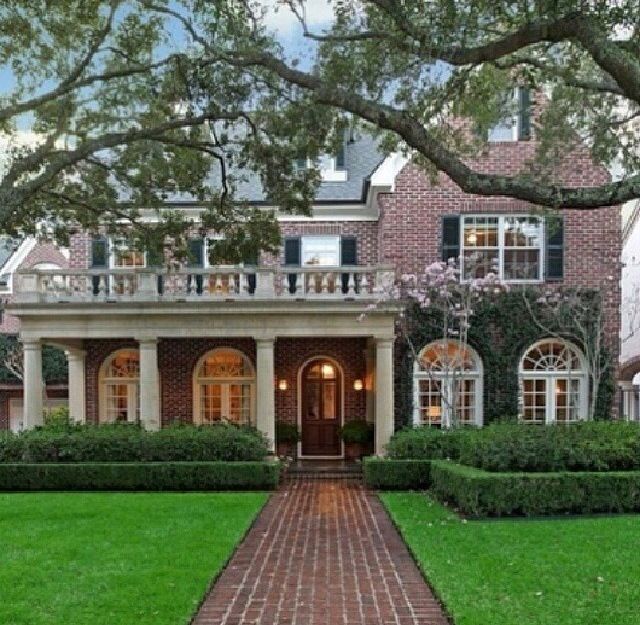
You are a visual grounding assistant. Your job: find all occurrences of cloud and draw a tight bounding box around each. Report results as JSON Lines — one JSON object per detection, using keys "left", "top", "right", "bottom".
{"left": 258, "top": 1, "right": 335, "bottom": 34}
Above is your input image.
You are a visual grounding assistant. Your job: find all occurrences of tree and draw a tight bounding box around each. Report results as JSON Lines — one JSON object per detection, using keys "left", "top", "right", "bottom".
{"left": 223, "top": 0, "right": 640, "bottom": 209}
{"left": 0, "top": 1, "right": 335, "bottom": 260}
{"left": 366, "top": 258, "right": 506, "bottom": 427}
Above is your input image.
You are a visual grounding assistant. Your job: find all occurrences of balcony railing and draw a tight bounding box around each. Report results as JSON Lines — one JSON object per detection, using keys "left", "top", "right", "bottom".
{"left": 14, "top": 265, "right": 395, "bottom": 303}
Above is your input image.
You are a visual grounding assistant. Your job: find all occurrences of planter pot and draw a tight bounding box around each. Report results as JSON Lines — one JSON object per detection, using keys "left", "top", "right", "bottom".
{"left": 277, "top": 441, "right": 298, "bottom": 460}
{"left": 344, "top": 441, "right": 373, "bottom": 461}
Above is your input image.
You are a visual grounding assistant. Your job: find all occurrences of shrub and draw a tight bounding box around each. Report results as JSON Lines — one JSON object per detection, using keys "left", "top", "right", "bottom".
{"left": 430, "top": 460, "right": 640, "bottom": 517}
{"left": 339, "top": 420, "right": 374, "bottom": 444}
{"left": 458, "top": 422, "right": 640, "bottom": 472}
{"left": 0, "top": 423, "right": 270, "bottom": 463}
{"left": 275, "top": 421, "right": 300, "bottom": 444}
{"left": 363, "top": 458, "right": 431, "bottom": 489}
{"left": 385, "top": 426, "right": 471, "bottom": 460}
{"left": 43, "top": 405, "right": 71, "bottom": 428}
{"left": 0, "top": 461, "right": 280, "bottom": 491}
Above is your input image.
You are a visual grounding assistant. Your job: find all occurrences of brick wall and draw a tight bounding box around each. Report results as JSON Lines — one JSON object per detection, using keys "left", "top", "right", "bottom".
{"left": 0, "top": 241, "right": 69, "bottom": 333}
{"left": 379, "top": 144, "right": 622, "bottom": 364}
{"left": 83, "top": 337, "right": 367, "bottom": 427}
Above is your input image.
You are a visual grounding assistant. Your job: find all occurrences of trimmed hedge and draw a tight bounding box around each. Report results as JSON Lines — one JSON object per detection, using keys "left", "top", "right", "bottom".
{"left": 0, "top": 461, "right": 281, "bottom": 491}
{"left": 363, "top": 458, "right": 431, "bottom": 489}
{"left": 385, "top": 426, "right": 470, "bottom": 461}
{"left": 458, "top": 422, "right": 640, "bottom": 472}
{"left": 0, "top": 424, "right": 269, "bottom": 463}
{"left": 430, "top": 460, "right": 640, "bottom": 517}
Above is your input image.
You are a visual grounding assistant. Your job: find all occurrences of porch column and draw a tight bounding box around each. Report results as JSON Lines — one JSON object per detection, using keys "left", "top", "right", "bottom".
{"left": 138, "top": 338, "right": 160, "bottom": 431}
{"left": 255, "top": 338, "right": 276, "bottom": 453}
{"left": 22, "top": 339, "right": 43, "bottom": 429}
{"left": 66, "top": 349, "right": 86, "bottom": 424}
{"left": 374, "top": 338, "right": 395, "bottom": 456}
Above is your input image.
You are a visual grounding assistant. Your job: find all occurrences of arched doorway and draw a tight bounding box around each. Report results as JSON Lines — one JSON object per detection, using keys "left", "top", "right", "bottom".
{"left": 299, "top": 357, "right": 342, "bottom": 456}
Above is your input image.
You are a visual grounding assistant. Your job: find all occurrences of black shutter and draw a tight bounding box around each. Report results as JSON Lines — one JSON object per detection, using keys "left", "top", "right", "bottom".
{"left": 441, "top": 216, "right": 460, "bottom": 264}
{"left": 91, "top": 236, "right": 108, "bottom": 295}
{"left": 147, "top": 246, "right": 164, "bottom": 295}
{"left": 187, "top": 238, "right": 204, "bottom": 295}
{"left": 244, "top": 250, "right": 258, "bottom": 295}
{"left": 546, "top": 216, "right": 564, "bottom": 281}
{"left": 284, "top": 237, "right": 301, "bottom": 294}
{"left": 340, "top": 236, "right": 357, "bottom": 294}
{"left": 518, "top": 87, "right": 532, "bottom": 141}
{"left": 336, "top": 143, "right": 346, "bottom": 170}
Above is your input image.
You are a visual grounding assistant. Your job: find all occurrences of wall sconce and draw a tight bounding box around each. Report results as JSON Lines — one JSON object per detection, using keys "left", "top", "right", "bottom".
{"left": 353, "top": 379, "right": 364, "bottom": 391}
{"left": 278, "top": 379, "right": 288, "bottom": 391}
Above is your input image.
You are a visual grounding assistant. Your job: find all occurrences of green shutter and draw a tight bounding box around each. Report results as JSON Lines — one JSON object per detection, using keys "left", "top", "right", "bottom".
{"left": 546, "top": 216, "right": 564, "bottom": 281}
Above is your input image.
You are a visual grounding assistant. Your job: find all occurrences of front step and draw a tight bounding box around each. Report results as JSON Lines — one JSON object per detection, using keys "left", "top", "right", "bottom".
{"left": 285, "top": 460, "right": 363, "bottom": 480}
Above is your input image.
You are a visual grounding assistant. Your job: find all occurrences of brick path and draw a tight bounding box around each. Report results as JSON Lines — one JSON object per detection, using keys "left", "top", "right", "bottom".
{"left": 192, "top": 478, "right": 449, "bottom": 625}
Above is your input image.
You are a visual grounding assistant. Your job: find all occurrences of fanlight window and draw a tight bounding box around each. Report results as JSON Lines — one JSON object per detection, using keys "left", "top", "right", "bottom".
{"left": 519, "top": 339, "right": 588, "bottom": 424}
{"left": 100, "top": 349, "right": 140, "bottom": 423}
{"left": 413, "top": 341, "right": 483, "bottom": 428}
{"left": 194, "top": 349, "right": 255, "bottom": 426}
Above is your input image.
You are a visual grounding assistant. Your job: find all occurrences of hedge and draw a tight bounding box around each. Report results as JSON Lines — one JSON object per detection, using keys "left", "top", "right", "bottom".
{"left": 0, "top": 424, "right": 269, "bottom": 463}
{"left": 430, "top": 460, "right": 640, "bottom": 517}
{"left": 385, "top": 426, "right": 469, "bottom": 461}
{"left": 363, "top": 458, "right": 431, "bottom": 489}
{"left": 0, "top": 461, "right": 281, "bottom": 491}
{"left": 457, "top": 422, "right": 640, "bottom": 472}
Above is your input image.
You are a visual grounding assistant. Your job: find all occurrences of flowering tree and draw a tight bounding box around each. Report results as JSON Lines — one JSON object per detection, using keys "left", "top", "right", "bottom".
{"left": 366, "top": 257, "right": 507, "bottom": 428}
{"left": 522, "top": 287, "right": 609, "bottom": 421}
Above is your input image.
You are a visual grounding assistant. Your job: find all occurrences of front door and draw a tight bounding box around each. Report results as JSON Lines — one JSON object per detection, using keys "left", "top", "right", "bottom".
{"left": 301, "top": 359, "right": 341, "bottom": 456}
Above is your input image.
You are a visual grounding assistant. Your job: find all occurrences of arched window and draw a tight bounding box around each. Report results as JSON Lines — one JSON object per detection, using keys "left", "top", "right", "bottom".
{"left": 413, "top": 341, "right": 483, "bottom": 427}
{"left": 193, "top": 349, "right": 255, "bottom": 425}
{"left": 519, "top": 339, "right": 588, "bottom": 424}
{"left": 99, "top": 349, "right": 140, "bottom": 423}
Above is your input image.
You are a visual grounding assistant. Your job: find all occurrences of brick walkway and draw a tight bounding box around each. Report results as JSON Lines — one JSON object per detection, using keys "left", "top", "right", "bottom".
{"left": 192, "top": 478, "right": 449, "bottom": 625}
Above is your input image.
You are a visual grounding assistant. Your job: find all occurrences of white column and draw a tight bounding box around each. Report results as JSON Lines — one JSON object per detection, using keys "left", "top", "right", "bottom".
{"left": 364, "top": 340, "right": 375, "bottom": 424}
{"left": 255, "top": 338, "right": 276, "bottom": 453}
{"left": 374, "top": 338, "right": 395, "bottom": 456}
{"left": 22, "top": 339, "right": 44, "bottom": 429}
{"left": 66, "top": 349, "right": 86, "bottom": 424}
{"left": 138, "top": 338, "right": 160, "bottom": 431}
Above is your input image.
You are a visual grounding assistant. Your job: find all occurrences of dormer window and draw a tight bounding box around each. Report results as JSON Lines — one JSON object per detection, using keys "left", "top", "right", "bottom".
{"left": 293, "top": 143, "right": 348, "bottom": 182}
{"left": 487, "top": 87, "right": 532, "bottom": 142}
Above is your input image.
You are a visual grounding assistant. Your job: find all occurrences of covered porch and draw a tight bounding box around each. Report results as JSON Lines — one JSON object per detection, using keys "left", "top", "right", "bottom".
{"left": 10, "top": 296, "right": 398, "bottom": 456}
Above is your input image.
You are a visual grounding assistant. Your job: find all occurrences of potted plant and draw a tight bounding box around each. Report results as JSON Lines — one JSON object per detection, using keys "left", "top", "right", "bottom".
{"left": 275, "top": 421, "right": 300, "bottom": 460}
{"left": 339, "top": 420, "right": 374, "bottom": 461}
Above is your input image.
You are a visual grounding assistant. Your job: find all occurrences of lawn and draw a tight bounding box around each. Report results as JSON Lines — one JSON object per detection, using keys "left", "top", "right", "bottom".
{"left": 381, "top": 492, "right": 640, "bottom": 625}
{"left": 0, "top": 492, "right": 268, "bottom": 625}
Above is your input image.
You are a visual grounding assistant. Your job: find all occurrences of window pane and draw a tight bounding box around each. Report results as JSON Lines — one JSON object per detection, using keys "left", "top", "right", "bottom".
{"left": 504, "top": 217, "right": 542, "bottom": 247}
{"left": 200, "top": 384, "right": 222, "bottom": 423}
{"left": 522, "top": 378, "right": 546, "bottom": 423}
{"left": 301, "top": 236, "right": 340, "bottom": 266}
{"left": 228, "top": 383, "right": 252, "bottom": 425}
{"left": 554, "top": 378, "right": 581, "bottom": 423}
{"left": 322, "top": 382, "right": 337, "bottom": 419}
{"left": 504, "top": 250, "right": 540, "bottom": 280}
{"left": 418, "top": 379, "right": 443, "bottom": 426}
{"left": 463, "top": 216, "right": 499, "bottom": 247}
{"left": 454, "top": 378, "right": 476, "bottom": 425}
{"left": 463, "top": 250, "right": 498, "bottom": 279}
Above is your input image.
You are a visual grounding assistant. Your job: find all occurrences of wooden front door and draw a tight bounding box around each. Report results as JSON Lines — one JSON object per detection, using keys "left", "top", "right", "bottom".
{"left": 301, "top": 359, "right": 341, "bottom": 456}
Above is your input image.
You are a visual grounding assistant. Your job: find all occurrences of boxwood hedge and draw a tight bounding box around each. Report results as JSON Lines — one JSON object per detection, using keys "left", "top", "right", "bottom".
{"left": 430, "top": 460, "right": 640, "bottom": 517}
{"left": 0, "top": 423, "right": 269, "bottom": 463}
{"left": 363, "top": 458, "right": 431, "bottom": 489}
{"left": 0, "top": 461, "right": 281, "bottom": 491}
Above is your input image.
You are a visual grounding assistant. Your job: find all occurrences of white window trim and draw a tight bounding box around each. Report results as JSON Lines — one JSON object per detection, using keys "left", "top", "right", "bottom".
{"left": 108, "top": 237, "right": 147, "bottom": 269}
{"left": 192, "top": 348, "right": 256, "bottom": 426}
{"left": 300, "top": 235, "right": 342, "bottom": 267}
{"left": 98, "top": 349, "right": 142, "bottom": 424}
{"left": 460, "top": 214, "right": 545, "bottom": 284}
{"left": 518, "top": 339, "right": 589, "bottom": 424}
{"left": 412, "top": 342, "right": 484, "bottom": 428}
{"left": 488, "top": 87, "right": 522, "bottom": 143}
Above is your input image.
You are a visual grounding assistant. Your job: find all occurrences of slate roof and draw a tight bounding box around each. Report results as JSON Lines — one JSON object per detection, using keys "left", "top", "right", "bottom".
{"left": 165, "top": 131, "right": 386, "bottom": 205}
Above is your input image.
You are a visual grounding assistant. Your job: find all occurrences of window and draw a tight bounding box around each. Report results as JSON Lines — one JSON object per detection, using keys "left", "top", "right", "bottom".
{"left": 519, "top": 339, "right": 588, "bottom": 424}
{"left": 100, "top": 349, "right": 140, "bottom": 423}
{"left": 461, "top": 215, "right": 543, "bottom": 282}
{"left": 413, "top": 340, "right": 483, "bottom": 427}
{"left": 301, "top": 236, "right": 341, "bottom": 267}
{"left": 488, "top": 87, "right": 531, "bottom": 142}
{"left": 110, "top": 238, "right": 146, "bottom": 295}
{"left": 194, "top": 349, "right": 255, "bottom": 425}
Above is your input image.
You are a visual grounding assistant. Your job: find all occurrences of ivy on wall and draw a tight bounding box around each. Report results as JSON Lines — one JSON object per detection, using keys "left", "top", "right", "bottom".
{"left": 0, "top": 336, "right": 68, "bottom": 384}
{"left": 395, "top": 290, "right": 615, "bottom": 426}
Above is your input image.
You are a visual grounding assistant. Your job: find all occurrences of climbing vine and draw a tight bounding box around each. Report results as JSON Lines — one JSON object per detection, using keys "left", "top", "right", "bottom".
{"left": 395, "top": 289, "right": 615, "bottom": 426}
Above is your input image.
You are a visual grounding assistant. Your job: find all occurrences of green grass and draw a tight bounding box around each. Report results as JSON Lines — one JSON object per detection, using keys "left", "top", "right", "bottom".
{"left": 0, "top": 492, "right": 268, "bottom": 625}
{"left": 381, "top": 492, "right": 640, "bottom": 625}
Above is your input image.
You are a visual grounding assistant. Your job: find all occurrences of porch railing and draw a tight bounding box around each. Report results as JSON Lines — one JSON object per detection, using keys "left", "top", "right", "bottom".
{"left": 14, "top": 265, "right": 395, "bottom": 303}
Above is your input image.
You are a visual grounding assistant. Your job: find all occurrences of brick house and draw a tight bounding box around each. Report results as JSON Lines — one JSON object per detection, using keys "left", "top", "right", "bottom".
{"left": 0, "top": 237, "right": 69, "bottom": 431}
{"left": 8, "top": 98, "right": 621, "bottom": 455}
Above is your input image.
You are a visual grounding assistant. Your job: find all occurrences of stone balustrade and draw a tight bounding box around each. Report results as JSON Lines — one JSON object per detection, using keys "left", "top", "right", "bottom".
{"left": 14, "top": 265, "right": 396, "bottom": 303}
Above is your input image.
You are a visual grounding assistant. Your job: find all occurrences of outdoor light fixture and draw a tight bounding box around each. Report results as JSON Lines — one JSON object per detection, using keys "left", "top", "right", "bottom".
{"left": 278, "top": 379, "right": 288, "bottom": 391}
{"left": 353, "top": 379, "right": 364, "bottom": 391}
